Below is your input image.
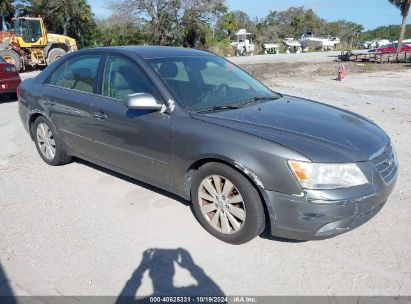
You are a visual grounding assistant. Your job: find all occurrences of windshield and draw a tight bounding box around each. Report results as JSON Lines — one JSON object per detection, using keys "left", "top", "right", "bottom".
{"left": 148, "top": 56, "right": 278, "bottom": 111}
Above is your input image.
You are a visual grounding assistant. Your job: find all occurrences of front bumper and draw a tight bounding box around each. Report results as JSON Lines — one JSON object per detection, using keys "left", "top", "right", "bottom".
{"left": 264, "top": 162, "right": 397, "bottom": 241}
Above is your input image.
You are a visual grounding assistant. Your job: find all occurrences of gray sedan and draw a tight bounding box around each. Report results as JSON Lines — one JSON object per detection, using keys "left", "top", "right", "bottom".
{"left": 18, "top": 46, "right": 397, "bottom": 244}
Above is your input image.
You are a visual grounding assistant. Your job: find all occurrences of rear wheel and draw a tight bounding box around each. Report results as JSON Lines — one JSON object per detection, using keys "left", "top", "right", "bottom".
{"left": 47, "top": 48, "right": 66, "bottom": 65}
{"left": 191, "top": 163, "right": 265, "bottom": 244}
{"left": 33, "top": 116, "right": 71, "bottom": 166}
{"left": 0, "top": 50, "right": 22, "bottom": 71}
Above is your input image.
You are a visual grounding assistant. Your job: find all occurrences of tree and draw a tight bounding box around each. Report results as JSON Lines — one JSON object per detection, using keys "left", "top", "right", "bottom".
{"left": 0, "top": 0, "right": 15, "bottom": 30}
{"left": 275, "top": 7, "right": 325, "bottom": 38}
{"left": 359, "top": 24, "right": 411, "bottom": 42}
{"left": 95, "top": 17, "right": 144, "bottom": 47}
{"left": 389, "top": 0, "right": 411, "bottom": 53}
{"left": 17, "top": 0, "right": 98, "bottom": 48}
{"left": 181, "top": 0, "right": 227, "bottom": 48}
{"left": 325, "top": 20, "right": 363, "bottom": 48}
{"left": 109, "top": 0, "right": 182, "bottom": 45}
{"left": 265, "top": 10, "right": 278, "bottom": 26}
{"left": 219, "top": 12, "right": 237, "bottom": 38}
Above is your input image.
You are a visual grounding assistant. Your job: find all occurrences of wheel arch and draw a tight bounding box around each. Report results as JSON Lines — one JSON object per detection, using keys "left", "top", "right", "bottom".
{"left": 184, "top": 156, "right": 272, "bottom": 231}
{"left": 28, "top": 112, "right": 45, "bottom": 139}
{"left": 44, "top": 43, "right": 69, "bottom": 59}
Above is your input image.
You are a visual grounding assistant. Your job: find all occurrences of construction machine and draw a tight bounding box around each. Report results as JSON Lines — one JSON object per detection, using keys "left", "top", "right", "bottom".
{"left": 0, "top": 17, "right": 77, "bottom": 71}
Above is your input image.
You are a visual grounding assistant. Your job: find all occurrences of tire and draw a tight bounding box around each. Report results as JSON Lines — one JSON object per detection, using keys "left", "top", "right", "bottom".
{"left": 0, "top": 50, "right": 22, "bottom": 71}
{"left": 33, "top": 116, "right": 71, "bottom": 166}
{"left": 191, "top": 162, "right": 265, "bottom": 245}
{"left": 47, "top": 48, "right": 66, "bottom": 65}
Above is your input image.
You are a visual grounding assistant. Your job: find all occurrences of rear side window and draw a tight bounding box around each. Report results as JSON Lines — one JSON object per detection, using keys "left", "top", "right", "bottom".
{"left": 102, "top": 55, "right": 154, "bottom": 100}
{"left": 47, "top": 55, "right": 101, "bottom": 93}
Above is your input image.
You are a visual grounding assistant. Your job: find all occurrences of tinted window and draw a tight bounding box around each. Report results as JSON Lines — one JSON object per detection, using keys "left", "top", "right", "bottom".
{"left": 102, "top": 56, "right": 154, "bottom": 100}
{"left": 48, "top": 55, "right": 101, "bottom": 93}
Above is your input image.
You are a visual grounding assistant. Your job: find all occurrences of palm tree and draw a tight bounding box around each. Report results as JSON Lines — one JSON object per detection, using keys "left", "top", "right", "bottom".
{"left": 221, "top": 12, "right": 237, "bottom": 38}
{"left": 389, "top": 0, "right": 411, "bottom": 54}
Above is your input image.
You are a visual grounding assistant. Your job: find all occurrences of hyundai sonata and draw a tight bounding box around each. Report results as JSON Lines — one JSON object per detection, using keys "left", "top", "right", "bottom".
{"left": 18, "top": 47, "right": 397, "bottom": 244}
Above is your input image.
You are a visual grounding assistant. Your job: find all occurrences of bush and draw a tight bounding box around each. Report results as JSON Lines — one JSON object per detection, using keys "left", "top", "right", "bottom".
{"left": 206, "top": 38, "right": 234, "bottom": 56}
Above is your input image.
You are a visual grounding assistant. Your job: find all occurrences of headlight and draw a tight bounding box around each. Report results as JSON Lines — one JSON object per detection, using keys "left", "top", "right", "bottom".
{"left": 288, "top": 160, "right": 368, "bottom": 190}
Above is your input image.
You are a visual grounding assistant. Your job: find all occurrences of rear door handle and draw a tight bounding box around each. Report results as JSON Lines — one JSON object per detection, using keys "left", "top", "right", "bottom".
{"left": 93, "top": 111, "right": 107, "bottom": 120}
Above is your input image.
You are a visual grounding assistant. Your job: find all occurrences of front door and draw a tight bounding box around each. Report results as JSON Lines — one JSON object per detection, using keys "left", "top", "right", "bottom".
{"left": 90, "top": 55, "right": 173, "bottom": 187}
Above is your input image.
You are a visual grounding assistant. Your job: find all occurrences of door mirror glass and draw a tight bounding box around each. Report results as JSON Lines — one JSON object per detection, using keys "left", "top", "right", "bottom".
{"left": 124, "top": 93, "right": 162, "bottom": 111}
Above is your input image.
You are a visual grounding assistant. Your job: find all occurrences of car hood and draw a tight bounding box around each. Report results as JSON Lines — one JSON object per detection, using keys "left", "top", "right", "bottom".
{"left": 190, "top": 95, "right": 389, "bottom": 162}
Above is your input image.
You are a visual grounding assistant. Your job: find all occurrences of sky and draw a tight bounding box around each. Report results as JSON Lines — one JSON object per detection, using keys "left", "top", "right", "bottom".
{"left": 88, "top": 0, "right": 403, "bottom": 31}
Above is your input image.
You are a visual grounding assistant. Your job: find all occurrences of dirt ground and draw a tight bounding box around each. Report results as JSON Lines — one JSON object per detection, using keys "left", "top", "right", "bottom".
{"left": 1, "top": 54, "right": 411, "bottom": 297}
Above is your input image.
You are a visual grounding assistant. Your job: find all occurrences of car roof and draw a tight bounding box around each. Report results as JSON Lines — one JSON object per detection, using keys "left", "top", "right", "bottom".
{"left": 77, "top": 46, "right": 214, "bottom": 59}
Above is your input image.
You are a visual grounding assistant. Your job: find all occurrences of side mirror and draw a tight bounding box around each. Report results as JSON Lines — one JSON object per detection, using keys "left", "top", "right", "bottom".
{"left": 124, "top": 93, "right": 163, "bottom": 111}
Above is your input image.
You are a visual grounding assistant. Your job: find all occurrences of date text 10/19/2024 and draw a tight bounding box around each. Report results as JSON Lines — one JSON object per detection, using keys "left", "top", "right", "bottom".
{"left": 149, "top": 296, "right": 258, "bottom": 303}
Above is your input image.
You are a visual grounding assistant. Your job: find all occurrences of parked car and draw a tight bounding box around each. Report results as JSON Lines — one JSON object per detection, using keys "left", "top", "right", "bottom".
{"left": 369, "top": 43, "right": 411, "bottom": 53}
{"left": 0, "top": 56, "right": 21, "bottom": 96}
{"left": 18, "top": 47, "right": 398, "bottom": 244}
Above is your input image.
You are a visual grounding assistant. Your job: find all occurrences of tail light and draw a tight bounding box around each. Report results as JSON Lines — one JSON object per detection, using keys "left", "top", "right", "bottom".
{"left": 17, "top": 86, "right": 21, "bottom": 98}
{"left": 4, "top": 65, "right": 17, "bottom": 72}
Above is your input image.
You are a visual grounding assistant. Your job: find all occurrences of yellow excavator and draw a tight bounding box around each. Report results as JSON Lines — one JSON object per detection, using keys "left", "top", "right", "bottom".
{"left": 0, "top": 17, "right": 77, "bottom": 71}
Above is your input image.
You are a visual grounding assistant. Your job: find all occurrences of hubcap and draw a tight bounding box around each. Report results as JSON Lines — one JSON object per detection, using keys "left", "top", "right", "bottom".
{"left": 36, "top": 123, "right": 56, "bottom": 160}
{"left": 198, "top": 175, "right": 246, "bottom": 234}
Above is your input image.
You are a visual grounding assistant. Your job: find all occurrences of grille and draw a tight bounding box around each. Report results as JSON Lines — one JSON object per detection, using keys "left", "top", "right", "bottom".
{"left": 371, "top": 144, "right": 398, "bottom": 184}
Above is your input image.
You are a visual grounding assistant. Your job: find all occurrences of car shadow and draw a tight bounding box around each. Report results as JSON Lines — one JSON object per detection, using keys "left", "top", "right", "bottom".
{"left": 0, "top": 94, "right": 17, "bottom": 104}
{"left": 0, "top": 264, "right": 17, "bottom": 304}
{"left": 76, "top": 158, "right": 309, "bottom": 244}
{"left": 75, "top": 158, "right": 190, "bottom": 207}
{"left": 259, "top": 227, "right": 307, "bottom": 243}
{"left": 115, "top": 248, "right": 224, "bottom": 303}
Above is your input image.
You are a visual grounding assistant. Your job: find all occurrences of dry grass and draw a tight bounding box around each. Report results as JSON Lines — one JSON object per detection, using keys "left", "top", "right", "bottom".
{"left": 241, "top": 61, "right": 409, "bottom": 81}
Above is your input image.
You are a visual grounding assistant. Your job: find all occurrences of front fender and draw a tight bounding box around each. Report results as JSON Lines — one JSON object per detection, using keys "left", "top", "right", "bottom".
{"left": 172, "top": 116, "right": 308, "bottom": 197}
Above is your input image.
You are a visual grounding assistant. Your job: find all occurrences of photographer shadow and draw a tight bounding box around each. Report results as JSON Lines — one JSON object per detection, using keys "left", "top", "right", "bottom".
{"left": 116, "top": 248, "right": 224, "bottom": 303}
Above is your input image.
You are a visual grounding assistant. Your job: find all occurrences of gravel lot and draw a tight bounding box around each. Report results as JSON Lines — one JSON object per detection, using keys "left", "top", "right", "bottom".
{"left": 1, "top": 54, "right": 410, "bottom": 297}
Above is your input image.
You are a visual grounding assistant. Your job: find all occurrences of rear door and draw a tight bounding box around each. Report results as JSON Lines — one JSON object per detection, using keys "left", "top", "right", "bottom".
{"left": 42, "top": 54, "right": 102, "bottom": 156}
{"left": 90, "top": 54, "right": 173, "bottom": 186}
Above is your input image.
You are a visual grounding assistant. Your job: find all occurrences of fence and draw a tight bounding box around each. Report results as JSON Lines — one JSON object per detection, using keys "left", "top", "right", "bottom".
{"left": 339, "top": 50, "right": 411, "bottom": 63}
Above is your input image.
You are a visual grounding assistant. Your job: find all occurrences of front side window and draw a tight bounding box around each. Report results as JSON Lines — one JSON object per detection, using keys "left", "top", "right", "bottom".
{"left": 48, "top": 55, "right": 101, "bottom": 93}
{"left": 148, "top": 56, "right": 278, "bottom": 111}
{"left": 102, "top": 55, "right": 154, "bottom": 100}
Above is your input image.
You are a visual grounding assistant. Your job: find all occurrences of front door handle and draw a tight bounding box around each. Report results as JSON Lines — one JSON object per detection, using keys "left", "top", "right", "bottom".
{"left": 43, "top": 98, "right": 55, "bottom": 106}
{"left": 93, "top": 111, "right": 107, "bottom": 120}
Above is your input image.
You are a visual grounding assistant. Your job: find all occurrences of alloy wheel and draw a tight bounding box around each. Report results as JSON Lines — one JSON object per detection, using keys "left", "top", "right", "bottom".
{"left": 197, "top": 175, "right": 246, "bottom": 234}
{"left": 36, "top": 123, "right": 56, "bottom": 160}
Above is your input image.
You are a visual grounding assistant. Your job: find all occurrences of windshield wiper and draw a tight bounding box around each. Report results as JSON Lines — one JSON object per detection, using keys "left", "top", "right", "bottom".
{"left": 195, "top": 105, "right": 241, "bottom": 113}
{"left": 236, "top": 95, "right": 282, "bottom": 108}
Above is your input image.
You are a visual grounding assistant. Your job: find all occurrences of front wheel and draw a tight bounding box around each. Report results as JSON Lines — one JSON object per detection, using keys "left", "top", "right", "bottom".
{"left": 191, "top": 163, "right": 265, "bottom": 244}
{"left": 47, "top": 48, "right": 66, "bottom": 65}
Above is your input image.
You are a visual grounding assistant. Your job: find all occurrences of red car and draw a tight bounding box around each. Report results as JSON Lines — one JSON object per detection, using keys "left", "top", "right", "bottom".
{"left": 0, "top": 57, "right": 21, "bottom": 96}
{"left": 372, "top": 43, "right": 411, "bottom": 53}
